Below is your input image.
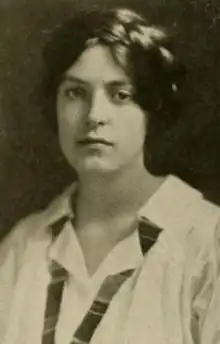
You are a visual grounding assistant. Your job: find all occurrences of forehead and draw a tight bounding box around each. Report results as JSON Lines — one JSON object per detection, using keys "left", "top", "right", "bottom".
{"left": 64, "top": 44, "right": 130, "bottom": 84}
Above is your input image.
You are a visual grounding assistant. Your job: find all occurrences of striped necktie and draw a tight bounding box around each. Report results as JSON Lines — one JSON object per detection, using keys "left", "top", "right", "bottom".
{"left": 42, "top": 216, "right": 69, "bottom": 344}
{"left": 42, "top": 216, "right": 162, "bottom": 344}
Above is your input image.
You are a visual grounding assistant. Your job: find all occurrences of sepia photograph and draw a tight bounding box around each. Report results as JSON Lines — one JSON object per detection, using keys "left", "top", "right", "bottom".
{"left": 0, "top": 0, "right": 220, "bottom": 343}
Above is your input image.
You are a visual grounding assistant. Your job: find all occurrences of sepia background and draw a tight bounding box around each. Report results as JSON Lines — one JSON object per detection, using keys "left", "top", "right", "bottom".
{"left": 1, "top": 0, "right": 220, "bottom": 238}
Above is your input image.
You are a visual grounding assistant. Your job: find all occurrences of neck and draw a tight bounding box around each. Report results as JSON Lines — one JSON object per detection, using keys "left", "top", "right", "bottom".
{"left": 75, "top": 165, "right": 165, "bottom": 221}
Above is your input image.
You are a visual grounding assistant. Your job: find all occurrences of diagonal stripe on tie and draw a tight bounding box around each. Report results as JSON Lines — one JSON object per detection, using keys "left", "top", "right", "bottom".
{"left": 42, "top": 216, "right": 69, "bottom": 344}
{"left": 138, "top": 219, "right": 162, "bottom": 255}
{"left": 42, "top": 215, "right": 163, "bottom": 344}
{"left": 71, "top": 270, "right": 134, "bottom": 344}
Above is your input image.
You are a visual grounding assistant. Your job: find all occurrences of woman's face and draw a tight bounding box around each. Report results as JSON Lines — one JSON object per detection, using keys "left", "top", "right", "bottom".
{"left": 56, "top": 44, "right": 148, "bottom": 176}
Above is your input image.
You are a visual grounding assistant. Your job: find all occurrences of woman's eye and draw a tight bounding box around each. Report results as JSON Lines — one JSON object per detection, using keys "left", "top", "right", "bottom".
{"left": 112, "top": 89, "right": 133, "bottom": 104}
{"left": 64, "top": 86, "right": 85, "bottom": 100}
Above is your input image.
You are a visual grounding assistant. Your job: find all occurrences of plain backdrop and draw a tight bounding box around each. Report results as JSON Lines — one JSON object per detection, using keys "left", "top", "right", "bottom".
{"left": 1, "top": 0, "right": 220, "bottom": 238}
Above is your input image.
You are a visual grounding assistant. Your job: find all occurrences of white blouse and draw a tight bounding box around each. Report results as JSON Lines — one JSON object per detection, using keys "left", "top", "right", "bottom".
{"left": 0, "top": 175, "right": 219, "bottom": 344}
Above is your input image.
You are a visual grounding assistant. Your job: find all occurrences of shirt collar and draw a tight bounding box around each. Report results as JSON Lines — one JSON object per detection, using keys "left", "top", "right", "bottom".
{"left": 47, "top": 175, "right": 202, "bottom": 232}
{"left": 49, "top": 220, "right": 144, "bottom": 280}
{"left": 138, "top": 174, "right": 202, "bottom": 231}
{"left": 47, "top": 175, "right": 202, "bottom": 275}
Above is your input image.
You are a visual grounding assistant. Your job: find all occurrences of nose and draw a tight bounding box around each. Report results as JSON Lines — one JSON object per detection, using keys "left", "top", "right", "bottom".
{"left": 86, "top": 89, "right": 109, "bottom": 129}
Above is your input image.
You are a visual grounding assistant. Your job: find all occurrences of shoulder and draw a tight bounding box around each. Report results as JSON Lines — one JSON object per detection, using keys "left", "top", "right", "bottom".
{"left": 186, "top": 197, "right": 220, "bottom": 251}
{"left": 163, "top": 176, "right": 220, "bottom": 243}
{"left": 146, "top": 175, "right": 220, "bottom": 241}
{"left": 151, "top": 177, "right": 220, "bottom": 266}
{"left": 179, "top": 197, "right": 220, "bottom": 299}
{"left": 176, "top": 192, "right": 220, "bottom": 265}
{"left": 0, "top": 183, "right": 75, "bottom": 264}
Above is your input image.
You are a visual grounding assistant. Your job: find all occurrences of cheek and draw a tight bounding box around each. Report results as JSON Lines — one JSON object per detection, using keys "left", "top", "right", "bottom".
{"left": 56, "top": 103, "right": 78, "bottom": 149}
{"left": 118, "top": 107, "right": 147, "bottom": 144}
{"left": 56, "top": 99, "right": 84, "bottom": 135}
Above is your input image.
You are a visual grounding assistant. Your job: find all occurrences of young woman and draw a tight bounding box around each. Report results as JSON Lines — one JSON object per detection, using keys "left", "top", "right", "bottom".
{"left": 0, "top": 7, "right": 219, "bottom": 344}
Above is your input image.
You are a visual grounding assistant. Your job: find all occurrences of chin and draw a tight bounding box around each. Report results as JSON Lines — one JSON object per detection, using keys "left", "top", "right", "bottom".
{"left": 76, "top": 158, "right": 119, "bottom": 175}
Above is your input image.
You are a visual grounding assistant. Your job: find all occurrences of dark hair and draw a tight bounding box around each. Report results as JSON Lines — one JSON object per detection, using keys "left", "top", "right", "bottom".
{"left": 42, "top": 7, "right": 186, "bottom": 173}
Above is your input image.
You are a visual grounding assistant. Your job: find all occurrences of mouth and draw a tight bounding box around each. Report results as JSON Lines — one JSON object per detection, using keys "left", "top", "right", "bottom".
{"left": 77, "top": 137, "right": 113, "bottom": 146}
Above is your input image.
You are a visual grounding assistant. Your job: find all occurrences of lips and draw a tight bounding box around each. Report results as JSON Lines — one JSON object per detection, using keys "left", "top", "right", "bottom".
{"left": 78, "top": 137, "right": 113, "bottom": 146}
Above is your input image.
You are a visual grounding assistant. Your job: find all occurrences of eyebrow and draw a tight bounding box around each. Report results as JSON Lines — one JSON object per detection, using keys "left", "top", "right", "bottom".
{"left": 61, "top": 74, "right": 89, "bottom": 86}
{"left": 61, "top": 73, "right": 132, "bottom": 87}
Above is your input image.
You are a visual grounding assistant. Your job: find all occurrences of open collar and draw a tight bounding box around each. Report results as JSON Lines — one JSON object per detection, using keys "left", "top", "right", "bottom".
{"left": 44, "top": 175, "right": 203, "bottom": 276}
{"left": 46, "top": 175, "right": 202, "bottom": 233}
